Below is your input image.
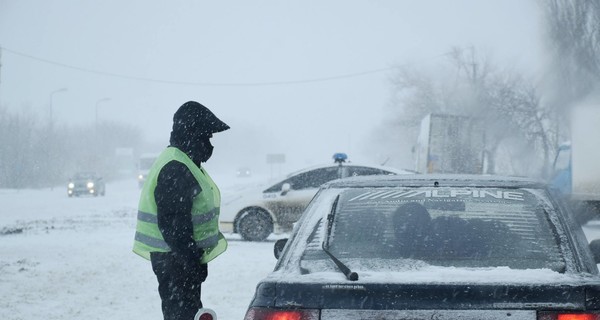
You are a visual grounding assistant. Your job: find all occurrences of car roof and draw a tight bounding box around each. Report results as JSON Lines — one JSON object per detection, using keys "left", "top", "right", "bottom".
{"left": 75, "top": 171, "right": 98, "bottom": 176}
{"left": 322, "top": 174, "right": 547, "bottom": 189}
{"left": 284, "top": 162, "right": 414, "bottom": 178}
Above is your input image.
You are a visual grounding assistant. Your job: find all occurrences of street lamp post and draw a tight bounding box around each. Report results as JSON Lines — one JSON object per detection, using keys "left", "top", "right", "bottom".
{"left": 49, "top": 88, "right": 68, "bottom": 127}
{"left": 47, "top": 87, "right": 67, "bottom": 190}
{"left": 95, "top": 97, "right": 111, "bottom": 130}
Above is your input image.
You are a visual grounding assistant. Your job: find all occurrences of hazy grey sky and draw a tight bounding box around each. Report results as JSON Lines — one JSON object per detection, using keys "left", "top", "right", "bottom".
{"left": 0, "top": 0, "right": 542, "bottom": 174}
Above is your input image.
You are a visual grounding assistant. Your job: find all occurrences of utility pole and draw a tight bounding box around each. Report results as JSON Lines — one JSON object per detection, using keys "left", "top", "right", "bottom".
{"left": 95, "top": 97, "right": 111, "bottom": 131}
{"left": 469, "top": 45, "right": 477, "bottom": 83}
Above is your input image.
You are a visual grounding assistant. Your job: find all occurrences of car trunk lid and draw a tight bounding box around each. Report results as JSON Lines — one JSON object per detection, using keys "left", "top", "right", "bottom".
{"left": 247, "top": 281, "right": 600, "bottom": 313}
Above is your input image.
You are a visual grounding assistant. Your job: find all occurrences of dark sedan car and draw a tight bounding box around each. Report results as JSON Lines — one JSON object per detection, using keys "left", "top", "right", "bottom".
{"left": 244, "top": 174, "right": 600, "bottom": 320}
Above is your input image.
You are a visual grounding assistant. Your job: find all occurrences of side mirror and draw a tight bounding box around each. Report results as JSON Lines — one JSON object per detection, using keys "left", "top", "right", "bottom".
{"left": 590, "top": 239, "right": 600, "bottom": 264}
{"left": 280, "top": 183, "right": 291, "bottom": 196}
{"left": 274, "top": 238, "right": 288, "bottom": 259}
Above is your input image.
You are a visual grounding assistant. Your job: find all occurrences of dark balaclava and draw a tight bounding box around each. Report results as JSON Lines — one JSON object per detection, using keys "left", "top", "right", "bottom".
{"left": 169, "top": 101, "right": 230, "bottom": 166}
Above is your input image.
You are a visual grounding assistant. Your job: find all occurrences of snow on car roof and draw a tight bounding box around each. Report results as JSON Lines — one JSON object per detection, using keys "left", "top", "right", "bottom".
{"left": 322, "top": 174, "right": 546, "bottom": 189}
{"left": 266, "top": 265, "right": 598, "bottom": 285}
{"left": 74, "top": 171, "right": 100, "bottom": 177}
{"left": 284, "top": 162, "right": 414, "bottom": 178}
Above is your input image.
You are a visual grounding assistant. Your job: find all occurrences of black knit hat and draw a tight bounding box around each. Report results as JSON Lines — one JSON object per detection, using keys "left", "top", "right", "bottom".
{"left": 172, "top": 101, "right": 230, "bottom": 136}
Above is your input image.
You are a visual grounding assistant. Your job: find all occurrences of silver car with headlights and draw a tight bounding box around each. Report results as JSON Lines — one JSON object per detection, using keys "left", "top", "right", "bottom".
{"left": 67, "top": 172, "right": 106, "bottom": 197}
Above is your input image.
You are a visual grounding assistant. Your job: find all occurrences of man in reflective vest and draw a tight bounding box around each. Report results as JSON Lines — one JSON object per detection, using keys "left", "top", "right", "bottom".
{"left": 133, "top": 101, "right": 230, "bottom": 320}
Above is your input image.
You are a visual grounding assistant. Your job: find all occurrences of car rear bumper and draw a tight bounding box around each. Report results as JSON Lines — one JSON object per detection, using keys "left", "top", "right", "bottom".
{"left": 68, "top": 187, "right": 99, "bottom": 195}
{"left": 321, "top": 309, "right": 536, "bottom": 319}
{"left": 220, "top": 221, "right": 233, "bottom": 233}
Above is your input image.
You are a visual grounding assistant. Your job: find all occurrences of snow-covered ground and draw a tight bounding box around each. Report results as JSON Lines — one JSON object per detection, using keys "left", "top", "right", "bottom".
{"left": 3, "top": 176, "right": 600, "bottom": 320}
{"left": 0, "top": 177, "right": 280, "bottom": 320}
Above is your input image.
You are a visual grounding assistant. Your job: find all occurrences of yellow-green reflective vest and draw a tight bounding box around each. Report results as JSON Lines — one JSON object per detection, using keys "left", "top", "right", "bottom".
{"left": 132, "top": 147, "right": 227, "bottom": 264}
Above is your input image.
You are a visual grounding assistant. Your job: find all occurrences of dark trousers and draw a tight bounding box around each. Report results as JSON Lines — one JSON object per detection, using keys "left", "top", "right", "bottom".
{"left": 150, "top": 252, "right": 208, "bottom": 320}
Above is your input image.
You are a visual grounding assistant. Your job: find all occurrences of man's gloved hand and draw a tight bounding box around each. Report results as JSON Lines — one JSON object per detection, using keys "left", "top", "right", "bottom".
{"left": 176, "top": 248, "right": 208, "bottom": 283}
{"left": 185, "top": 260, "right": 207, "bottom": 283}
{"left": 198, "top": 263, "right": 208, "bottom": 282}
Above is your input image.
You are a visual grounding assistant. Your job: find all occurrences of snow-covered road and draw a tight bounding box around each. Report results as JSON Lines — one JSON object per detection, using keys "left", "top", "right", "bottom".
{"left": 0, "top": 178, "right": 278, "bottom": 320}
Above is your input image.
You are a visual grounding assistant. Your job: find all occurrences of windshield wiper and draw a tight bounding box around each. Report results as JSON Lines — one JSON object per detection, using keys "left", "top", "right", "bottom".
{"left": 322, "top": 195, "right": 359, "bottom": 281}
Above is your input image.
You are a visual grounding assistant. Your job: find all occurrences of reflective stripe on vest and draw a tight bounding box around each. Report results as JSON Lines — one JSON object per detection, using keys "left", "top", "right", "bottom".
{"left": 134, "top": 232, "right": 220, "bottom": 251}
{"left": 137, "top": 208, "right": 218, "bottom": 225}
{"left": 132, "top": 147, "right": 227, "bottom": 263}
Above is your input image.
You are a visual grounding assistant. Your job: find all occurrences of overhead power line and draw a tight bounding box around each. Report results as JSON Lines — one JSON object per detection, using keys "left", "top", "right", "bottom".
{"left": 1, "top": 45, "right": 399, "bottom": 87}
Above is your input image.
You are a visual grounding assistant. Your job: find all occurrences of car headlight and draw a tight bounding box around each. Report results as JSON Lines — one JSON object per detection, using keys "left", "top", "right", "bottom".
{"left": 68, "top": 182, "right": 74, "bottom": 189}
{"left": 87, "top": 182, "right": 94, "bottom": 189}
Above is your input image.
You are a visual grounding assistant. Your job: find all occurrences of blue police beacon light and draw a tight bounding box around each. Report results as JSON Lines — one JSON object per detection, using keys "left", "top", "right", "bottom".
{"left": 333, "top": 153, "right": 348, "bottom": 164}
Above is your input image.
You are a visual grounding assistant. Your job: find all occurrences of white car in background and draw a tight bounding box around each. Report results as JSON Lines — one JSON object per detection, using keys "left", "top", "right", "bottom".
{"left": 137, "top": 153, "right": 159, "bottom": 188}
{"left": 220, "top": 154, "right": 413, "bottom": 241}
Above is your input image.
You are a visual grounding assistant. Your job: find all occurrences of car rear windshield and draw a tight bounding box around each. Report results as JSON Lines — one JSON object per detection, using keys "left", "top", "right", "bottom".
{"left": 301, "top": 187, "right": 567, "bottom": 272}
{"left": 74, "top": 172, "right": 95, "bottom": 179}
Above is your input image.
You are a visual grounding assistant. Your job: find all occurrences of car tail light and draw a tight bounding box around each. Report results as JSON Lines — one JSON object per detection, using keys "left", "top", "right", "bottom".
{"left": 243, "top": 307, "right": 319, "bottom": 320}
{"left": 538, "top": 312, "right": 600, "bottom": 320}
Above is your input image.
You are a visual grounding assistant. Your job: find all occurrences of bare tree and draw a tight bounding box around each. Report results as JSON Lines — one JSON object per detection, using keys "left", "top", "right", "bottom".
{"left": 0, "top": 106, "right": 144, "bottom": 188}
{"left": 486, "top": 76, "right": 559, "bottom": 176}
{"left": 0, "top": 107, "right": 41, "bottom": 188}
{"left": 541, "top": 0, "right": 600, "bottom": 107}
{"left": 383, "top": 47, "right": 559, "bottom": 177}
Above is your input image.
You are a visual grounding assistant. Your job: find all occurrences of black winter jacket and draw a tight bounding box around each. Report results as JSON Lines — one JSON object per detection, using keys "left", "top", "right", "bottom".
{"left": 153, "top": 123, "right": 217, "bottom": 263}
